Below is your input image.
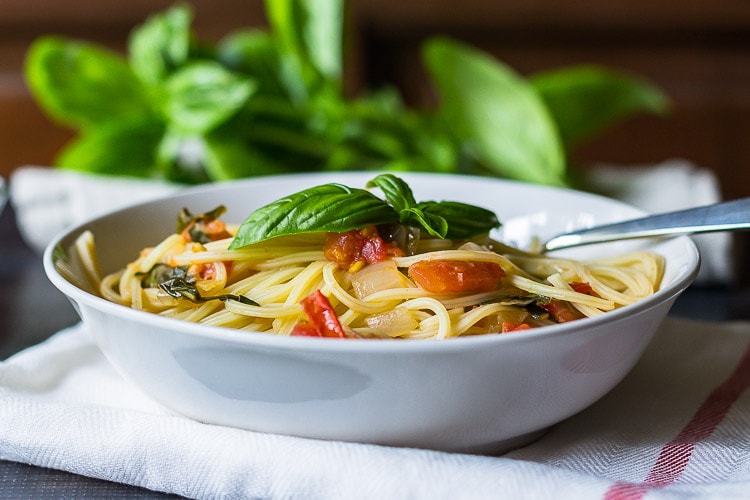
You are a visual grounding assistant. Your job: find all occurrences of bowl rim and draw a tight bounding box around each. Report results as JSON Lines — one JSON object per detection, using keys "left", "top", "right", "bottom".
{"left": 43, "top": 171, "right": 701, "bottom": 354}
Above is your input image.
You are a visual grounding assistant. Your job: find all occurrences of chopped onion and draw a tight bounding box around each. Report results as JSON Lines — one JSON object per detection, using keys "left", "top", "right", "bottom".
{"left": 365, "top": 308, "right": 418, "bottom": 337}
{"left": 457, "top": 241, "right": 490, "bottom": 252}
{"left": 351, "top": 260, "right": 409, "bottom": 299}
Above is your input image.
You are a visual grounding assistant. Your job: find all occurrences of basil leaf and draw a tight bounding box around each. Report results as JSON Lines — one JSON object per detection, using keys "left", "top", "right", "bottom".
{"left": 366, "top": 173, "right": 499, "bottom": 238}
{"left": 128, "top": 4, "right": 192, "bottom": 85}
{"left": 366, "top": 174, "right": 446, "bottom": 237}
{"left": 217, "top": 29, "right": 289, "bottom": 96}
{"left": 265, "top": 0, "right": 344, "bottom": 99}
{"left": 56, "top": 118, "right": 164, "bottom": 178}
{"left": 229, "top": 183, "right": 398, "bottom": 248}
{"left": 203, "top": 131, "right": 292, "bottom": 180}
{"left": 295, "top": 0, "right": 344, "bottom": 83}
{"left": 140, "top": 263, "right": 189, "bottom": 288}
{"left": 416, "top": 201, "right": 501, "bottom": 239}
{"left": 401, "top": 206, "right": 448, "bottom": 239}
{"left": 365, "top": 173, "right": 416, "bottom": 212}
{"left": 423, "top": 37, "right": 566, "bottom": 186}
{"left": 139, "top": 263, "right": 258, "bottom": 306}
{"left": 165, "top": 62, "right": 257, "bottom": 133}
{"left": 25, "top": 36, "right": 154, "bottom": 130}
{"left": 176, "top": 205, "right": 227, "bottom": 235}
{"left": 530, "top": 65, "right": 670, "bottom": 147}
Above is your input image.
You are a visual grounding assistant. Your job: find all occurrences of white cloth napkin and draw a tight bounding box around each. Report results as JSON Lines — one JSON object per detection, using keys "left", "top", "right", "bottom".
{"left": 2, "top": 317, "right": 750, "bottom": 499}
{"left": 9, "top": 160, "right": 730, "bottom": 283}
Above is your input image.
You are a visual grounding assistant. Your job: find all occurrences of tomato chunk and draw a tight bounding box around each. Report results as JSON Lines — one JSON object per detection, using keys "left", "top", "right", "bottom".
{"left": 539, "top": 300, "right": 580, "bottom": 323}
{"left": 408, "top": 260, "right": 505, "bottom": 293}
{"left": 570, "top": 281, "right": 598, "bottom": 297}
{"left": 290, "top": 323, "right": 322, "bottom": 337}
{"left": 291, "top": 290, "right": 346, "bottom": 338}
{"left": 324, "top": 226, "right": 403, "bottom": 270}
{"left": 502, "top": 321, "right": 532, "bottom": 333}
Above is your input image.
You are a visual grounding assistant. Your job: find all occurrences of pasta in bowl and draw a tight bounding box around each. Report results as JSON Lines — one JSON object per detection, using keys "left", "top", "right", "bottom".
{"left": 44, "top": 172, "right": 698, "bottom": 453}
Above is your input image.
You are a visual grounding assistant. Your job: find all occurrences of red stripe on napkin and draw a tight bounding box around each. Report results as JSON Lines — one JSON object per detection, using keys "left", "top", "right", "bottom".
{"left": 604, "top": 343, "right": 750, "bottom": 500}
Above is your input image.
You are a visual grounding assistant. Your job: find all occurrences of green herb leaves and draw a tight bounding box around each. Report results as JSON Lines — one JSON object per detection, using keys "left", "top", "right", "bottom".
{"left": 25, "top": 37, "right": 154, "bottom": 130}
{"left": 366, "top": 174, "right": 499, "bottom": 239}
{"left": 229, "top": 174, "right": 501, "bottom": 248}
{"left": 530, "top": 65, "right": 669, "bottom": 148}
{"left": 423, "top": 38, "right": 566, "bottom": 186}
{"left": 25, "top": 1, "right": 669, "bottom": 187}
{"left": 139, "top": 263, "right": 258, "bottom": 306}
{"left": 229, "top": 182, "right": 399, "bottom": 248}
{"left": 129, "top": 5, "right": 192, "bottom": 85}
{"left": 165, "top": 62, "right": 258, "bottom": 134}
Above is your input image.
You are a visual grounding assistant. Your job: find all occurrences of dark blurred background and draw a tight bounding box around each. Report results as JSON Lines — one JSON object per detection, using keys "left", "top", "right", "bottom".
{"left": 2, "top": 0, "right": 750, "bottom": 200}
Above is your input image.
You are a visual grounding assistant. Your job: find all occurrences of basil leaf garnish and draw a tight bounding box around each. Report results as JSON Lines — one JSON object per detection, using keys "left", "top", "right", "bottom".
{"left": 400, "top": 206, "right": 449, "bottom": 239}
{"left": 228, "top": 183, "right": 398, "bottom": 248}
{"left": 229, "top": 174, "right": 501, "bottom": 249}
{"left": 416, "top": 201, "right": 500, "bottom": 240}
{"left": 366, "top": 173, "right": 417, "bottom": 212}
{"left": 366, "top": 173, "right": 500, "bottom": 239}
{"left": 366, "top": 173, "right": 446, "bottom": 238}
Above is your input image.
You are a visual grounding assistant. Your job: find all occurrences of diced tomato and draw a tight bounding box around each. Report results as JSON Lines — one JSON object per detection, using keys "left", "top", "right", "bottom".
{"left": 182, "top": 219, "right": 232, "bottom": 243}
{"left": 189, "top": 261, "right": 233, "bottom": 281}
{"left": 539, "top": 300, "right": 580, "bottom": 323}
{"left": 501, "top": 321, "right": 532, "bottom": 333}
{"left": 324, "top": 226, "right": 404, "bottom": 271}
{"left": 290, "top": 323, "right": 322, "bottom": 337}
{"left": 292, "top": 290, "right": 346, "bottom": 338}
{"left": 361, "top": 236, "right": 388, "bottom": 264}
{"left": 195, "top": 262, "right": 217, "bottom": 280}
{"left": 408, "top": 260, "right": 505, "bottom": 293}
{"left": 570, "top": 281, "right": 598, "bottom": 297}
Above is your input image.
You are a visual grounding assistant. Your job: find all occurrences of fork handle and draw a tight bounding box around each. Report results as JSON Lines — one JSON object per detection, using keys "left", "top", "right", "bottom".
{"left": 543, "top": 197, "right": 750, "bottom": 252}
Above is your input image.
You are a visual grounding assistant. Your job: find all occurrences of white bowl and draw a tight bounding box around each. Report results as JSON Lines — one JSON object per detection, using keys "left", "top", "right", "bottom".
{"left": 44, "top": 172, "right": 699, "bottom": 454}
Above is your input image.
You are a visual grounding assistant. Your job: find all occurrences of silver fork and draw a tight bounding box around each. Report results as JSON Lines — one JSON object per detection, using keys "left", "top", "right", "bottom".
{"left": 542, "top": 197, "right": 750, "bottom": 253}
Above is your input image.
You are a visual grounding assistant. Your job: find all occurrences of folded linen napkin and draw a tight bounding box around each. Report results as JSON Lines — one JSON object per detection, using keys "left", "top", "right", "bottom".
{"left": 1, "top": 317, "right": 749, "bottom": 499}
{"left": 9, "top": 160, "right": 729, "bottom": 283}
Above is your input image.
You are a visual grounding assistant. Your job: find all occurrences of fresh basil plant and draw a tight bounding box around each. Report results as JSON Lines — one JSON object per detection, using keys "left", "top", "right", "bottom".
{"left": 25, "top": 1, "right": 669, "bottom": 187}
